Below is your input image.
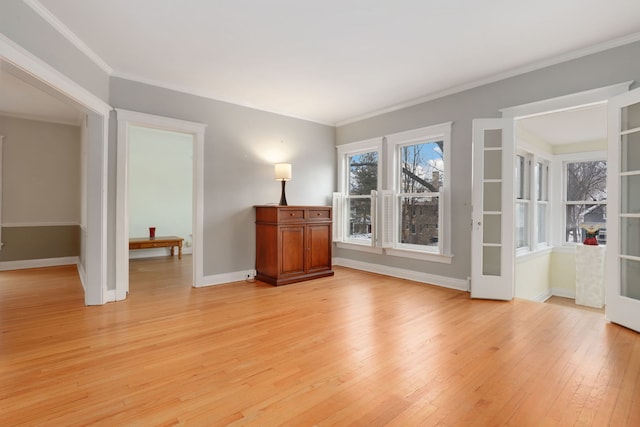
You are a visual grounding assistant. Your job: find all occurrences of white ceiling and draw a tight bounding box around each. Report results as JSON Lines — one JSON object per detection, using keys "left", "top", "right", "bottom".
{"left": 0, "top": 65, "right": 84, "bottom": 125}
{"left": 19, "top": 0, "right": 639, "bottom": 126}
{"left": 518, "top": 103, "right": 607, "bottom": 145}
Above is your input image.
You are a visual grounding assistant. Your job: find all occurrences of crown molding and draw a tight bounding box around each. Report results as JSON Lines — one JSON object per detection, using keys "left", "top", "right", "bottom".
{"left": 336, "top": 32, "right": 640, "bottom": 127}
{"left": 23, "top": 0, "right": 113, "bottom": 75}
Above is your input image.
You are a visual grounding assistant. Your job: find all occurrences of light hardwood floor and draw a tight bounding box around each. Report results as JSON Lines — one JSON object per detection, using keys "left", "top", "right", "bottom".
{"left": 1, "top": 257, "right": 639, "bottom": 426}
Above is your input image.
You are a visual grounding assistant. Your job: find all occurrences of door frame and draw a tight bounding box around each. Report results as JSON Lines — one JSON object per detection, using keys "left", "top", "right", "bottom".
{"left": 470, "top": 81, "right": 633, "bottom": 301}
{"left": 115, "top": 109, "right": 206, "bottom": 300}
{"left": 1, "top": 35, "right": 111, "bottom": 305}
{"left": 605, "top": 87, "right": 640, "bottom": 332}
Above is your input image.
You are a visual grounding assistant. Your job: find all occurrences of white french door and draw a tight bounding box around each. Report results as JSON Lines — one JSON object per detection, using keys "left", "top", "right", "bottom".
{"left": 471, "top": 119, "right": 515, "bottom": 300}
{"left": 606, "top": 87, "right": 640, "bottom": 333}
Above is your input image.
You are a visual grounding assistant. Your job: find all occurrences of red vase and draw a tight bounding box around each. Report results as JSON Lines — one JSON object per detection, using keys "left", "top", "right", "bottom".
{"left": 149, "top": 227, "right": 156, "bottom": 239}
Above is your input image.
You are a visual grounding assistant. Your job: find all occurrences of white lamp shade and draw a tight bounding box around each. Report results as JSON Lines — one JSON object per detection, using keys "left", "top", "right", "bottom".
{"left": 274, "top": 163, "right": 292, "bottom": 181}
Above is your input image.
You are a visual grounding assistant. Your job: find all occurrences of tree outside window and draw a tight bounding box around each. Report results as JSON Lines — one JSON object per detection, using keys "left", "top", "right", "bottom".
{"left": 399, "top": 141, "right": 443, "bottom": 248}
{"left": 347, "top": 151, "right": 377, "bottom": 241}
{"left": 565, "top": 160, "right": 607, "bottom": 243}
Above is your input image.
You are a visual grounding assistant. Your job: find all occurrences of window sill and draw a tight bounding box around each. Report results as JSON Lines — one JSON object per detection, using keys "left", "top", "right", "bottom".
{"left": 385, "top": 247, "right": 453, "bottom": 264}
{"left": 516, "top": 246, "right": 552, "bottom": 262}
{"left": 335, "top": 241, "right": 384, "bottom": 254}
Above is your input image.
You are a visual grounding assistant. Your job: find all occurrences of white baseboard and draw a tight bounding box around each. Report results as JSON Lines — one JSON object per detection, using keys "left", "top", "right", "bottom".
{"left": 0, "top": 256, "right": 79, "bottom": 271}
{"left": 197, "top": 269, "right": 256, "bottom": 288}
{"left": 128, "top": 247, "right": 193, "bottom": 259}
{"left": 333, "top": 257, "right": 469, "bottom": 292}
{"left": 551, "top": 287, "right": 576, "bottom": 299}
{"left": 531, "top": 290, "right": 553, "bottom": 303}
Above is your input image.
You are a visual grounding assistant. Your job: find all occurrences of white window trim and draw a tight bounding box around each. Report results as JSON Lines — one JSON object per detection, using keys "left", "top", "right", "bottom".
{"left": 515, "top": 143, "right": 552, "bottom": 257}
{"left": 335, "top": 138, "right": 383, "bottom": 250}
{"left": 552, "top": 150, "right": 607, "bottom": 247}
{"left": 386, "top": 122, "right": 453, "bottom": 259}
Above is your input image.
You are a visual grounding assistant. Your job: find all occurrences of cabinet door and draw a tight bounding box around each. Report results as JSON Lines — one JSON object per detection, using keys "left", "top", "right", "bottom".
{"left": 307, "top": 223, "right": 332, "bottom": 273}
{"left": 279, "top": 225, "right": 305, "bottom": 276}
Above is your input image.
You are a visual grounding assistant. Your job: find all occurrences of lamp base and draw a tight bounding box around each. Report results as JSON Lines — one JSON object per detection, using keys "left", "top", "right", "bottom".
{"left": 279, "top": 180, "right": 288, "bottom": 206}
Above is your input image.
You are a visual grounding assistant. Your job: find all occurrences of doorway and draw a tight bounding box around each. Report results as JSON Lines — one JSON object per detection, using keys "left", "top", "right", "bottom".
{"left": 115, "top": 109, "right": 206, "bottom": 300}
{"left": 127, "top": 125, "right": 194, "bottom": 291}
{"left": 513, "top": 103, "right": 608, "bottom": 310}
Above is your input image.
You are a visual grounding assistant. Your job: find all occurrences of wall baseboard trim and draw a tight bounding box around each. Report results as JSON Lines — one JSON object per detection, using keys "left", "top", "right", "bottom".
{"left": 128, "top": 247, "right": 193, "bottom": 260}
{"left": 333, "top": 257, "right": 469, "bottom": 292}
{"left": 530, "top": 290, "right": 553, "bottom": 303}
{"left": 551, "top": 288, "right": 577, "bottom": 299}
{"left": 0, "top": 256, "right": 79, "bottom": 271}
{"left": 198, "top": 269, "right": 256, "bottom": 288}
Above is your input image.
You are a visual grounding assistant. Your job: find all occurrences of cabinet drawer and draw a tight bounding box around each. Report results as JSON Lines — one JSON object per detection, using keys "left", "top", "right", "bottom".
{"left": 308, "top": 209, "right": 331, "bottom": 220}
{"left": 278, "top": 209, "right": 305, "bottom": 221}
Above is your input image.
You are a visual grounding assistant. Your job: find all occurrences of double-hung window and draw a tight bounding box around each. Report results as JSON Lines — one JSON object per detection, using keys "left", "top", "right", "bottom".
{"left": 515, "top": 149, "right": 550, "bottom": 252}
{"left": 334, "top": 138, "right": 382, "bottom": 248}
{"left": 535, "top": 160, "right": 550, "bottom": 246}
{"left": 515, "top": 153, "right": 530, "bottom": 250}
{"left": 385, "top": 122, "right": 452, "bottom": 260}
{"left": 564, "top": 159, "right": 607, "bottom": 244}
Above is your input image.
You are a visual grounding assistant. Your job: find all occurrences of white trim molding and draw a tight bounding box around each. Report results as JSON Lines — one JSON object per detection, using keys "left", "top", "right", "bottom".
{"left": 333, "top": 257, "right": 469, "bottom": 292}
{"left": 1, "top": 32, "right": 110, "bottom": 306}
{"left": 0, "top": 256, "right": 78, "bottom": 271}
{"left": 500, "top": 81, "right": 633, "bottom": 119}
{"left": 199, "top": 270, "right": 257, "bottom": 288}
{"left": 22, "top": 0, "right": 114, "bottom": 75}
{"left": 115, "top": 109, "right": 207, "bottom": 301}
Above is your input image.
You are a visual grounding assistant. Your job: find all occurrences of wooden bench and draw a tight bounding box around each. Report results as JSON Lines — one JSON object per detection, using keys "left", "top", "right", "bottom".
{"left": 129, "top": 236, "right": 184, "bottom": 259}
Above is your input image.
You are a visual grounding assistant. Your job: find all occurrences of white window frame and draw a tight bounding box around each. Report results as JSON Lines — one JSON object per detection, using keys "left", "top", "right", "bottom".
{"left": 559, "top": 151, "right": 608, "bottom": 246}
{"left": 335, "top": 137, "right": 383, "bottom": 253}
{"left": 515, "top": 141, "right": 552, "bottom": 256}
{"left": 385, "top": 122, "right": 452, "bottom": 262}
{"left": 534, "top": 159, "right": 550, "bottom": 248}
{"left": 515, "top": 151, "right": 531, "bottom": 253}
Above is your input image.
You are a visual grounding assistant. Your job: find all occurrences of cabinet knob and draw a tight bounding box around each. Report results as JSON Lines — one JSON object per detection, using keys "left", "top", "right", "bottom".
{"left": 290, "top": 213, "right": 295, "bottom": 216}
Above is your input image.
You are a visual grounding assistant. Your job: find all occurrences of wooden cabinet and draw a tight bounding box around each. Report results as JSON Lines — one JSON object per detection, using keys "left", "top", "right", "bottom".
{"left": 255, "top": 205, "right": 334, "bottom": 286}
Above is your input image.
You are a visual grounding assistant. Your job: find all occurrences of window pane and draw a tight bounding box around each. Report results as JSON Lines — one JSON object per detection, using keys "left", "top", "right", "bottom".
{"left": 400, "top": 142, "right": 443, "bottom": 193}
{"left": 349, "top": 151, "right": 377, "bottom": 195}
{"left": 566, "top": 161, "right": 607, "bottom": 202}
{"left": 537, "top": 204, "right": 546, "bottom": 244}
{"left": 516, "top": 155, "right": 524, "bottom": 199}
{"left": 535, "top": 162, "right": 543, "bottom": 201}
{"left": 621, "top": 131, "right": 640, "bottom": 173}
{"left": 621, "top": 217, "right": 640, "bottom": 258}
{"left": 565, "top": 204, "right": 606, "bottom": 243}
{"left": 347, "top": 198, "right": 372, "bottom": 241}
{"left": 621, "top": 174, "right": 640, "bottom": 214}
{"left": 516, "top": 202, "right": 528, "bottom": 248}
{"left": 621, "top": 101, "right": 640, "bottom": 132}
{"left": 399, "top": 196, "right": 439, "bottom": 247}
{"left": 621, "top": 258, "right": 640, "bottom": 301}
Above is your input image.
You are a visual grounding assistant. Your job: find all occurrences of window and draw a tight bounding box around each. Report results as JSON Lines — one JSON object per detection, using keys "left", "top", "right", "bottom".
{"left": 397, "top": 141, "right": 442, "bottom": 250}
{"left": 515, "top": 149, "right": 550, "bottom": 253}
{"left": 346, "top": 151, "right": 378, "bottom": 242}
{"left": 386, "top": 122, "right": 452, "bottom": 259}
{"left": 335, "top": 138, "right": 382, "bottom": 247}
{"left": 535, "top": 161, "right": 549, "bottom": 245}
{"left": 564, "top": 160, "right": 607, "bottom": 244}
{"left": 334, "top": 123, "right": 452, "bottom": 262}
{"left": 515, "top": 153, "right": 530, "bottom": 249}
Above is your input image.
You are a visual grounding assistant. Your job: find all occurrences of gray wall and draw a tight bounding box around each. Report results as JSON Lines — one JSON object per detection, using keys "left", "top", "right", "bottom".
{"left": 110, "top": 78, "right": 336, "bottom": 276}
{"left": 0, "top": 116, "right": 81, "bottom": 261}
{"left": 0, "top": 0, "right": 110, "bottom": 102}
{"left": 336, "top": 41, "right": 640, "bottom": 281}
